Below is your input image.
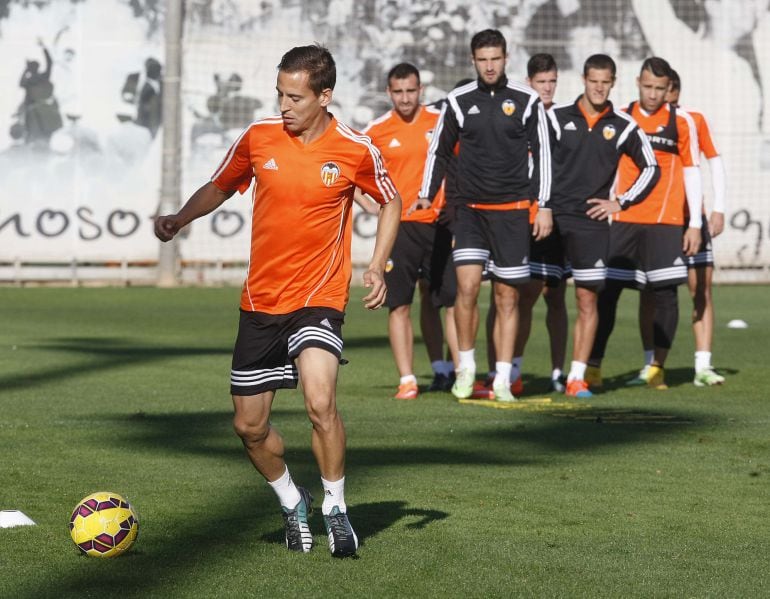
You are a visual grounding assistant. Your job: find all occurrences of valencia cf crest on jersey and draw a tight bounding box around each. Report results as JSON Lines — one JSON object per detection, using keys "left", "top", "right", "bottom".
{"left": 320, "top": 162, "right": 341, "bottom": 187}
{"left": 602, "top": 124, "right": 616, "bottom": 140}
{"left": 385, "top": 259, "right": 394, "bottom": 273}
{"left": 501, "top": 99, "right": 516, "bottom": 116}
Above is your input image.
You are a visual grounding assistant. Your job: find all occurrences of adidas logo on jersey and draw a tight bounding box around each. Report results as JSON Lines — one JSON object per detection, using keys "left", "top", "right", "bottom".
{"left": 388, "top": 138, "right": 401, "bottom": 148}
{"left": 263, "top": 158, "right": 278, "bottom": 170}
{"left": 320, "top": 318, "right": 333, "bottom": 329}
{"left": 467, "top": 105, "right": 480, "bottom": 115}
{"left": 564, "top": 121, "right": 577, "bottom": 131}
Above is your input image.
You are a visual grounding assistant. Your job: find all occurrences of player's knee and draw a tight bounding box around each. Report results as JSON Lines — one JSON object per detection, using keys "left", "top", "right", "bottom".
{"left": 305, "top": 397, "right": 338, "bottom": 431}
{"left": 232, "top": 416, "right": 269, "bottom": 445}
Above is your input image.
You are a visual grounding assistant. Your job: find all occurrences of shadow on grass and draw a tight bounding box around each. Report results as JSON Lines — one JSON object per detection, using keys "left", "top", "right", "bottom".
{"left": 593, "top": 367, "right": 740, "bottom": 390}
{"left": 2, "top": 337, "right": 231, "bottom": 393}
{"left": 109, "top": 410, "right": 532, "bottom": 467}
{"left": 261, "top": 501, "right": 449, "bottom": 547}
{"left": 472, "top": 405, "right": 701, "bottom": 454}
{"left": 14, "top": 403, "right": 703, "bottom": 598}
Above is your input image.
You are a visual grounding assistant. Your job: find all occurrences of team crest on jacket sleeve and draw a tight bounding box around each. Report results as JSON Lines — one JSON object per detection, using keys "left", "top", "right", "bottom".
{"left": 321, "top": 162, "right": 341, "bottom": 186}
{"left": 602, "top": 124, "right": 616, "bottom": 140}
{"left": 501, "top": 99, "right": 516, "bottom": 116}
{"left": 385, "top": 259, "right": 394, "bottom": 273}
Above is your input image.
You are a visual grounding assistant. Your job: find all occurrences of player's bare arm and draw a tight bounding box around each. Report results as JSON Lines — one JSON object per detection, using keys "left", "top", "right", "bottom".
{"left": 353, "top": 188, "right": 381, "bottom": 215}
{"left": 363, "top": 193, "right": 401, "bottom": 310}
{"left": 532, "top": 207, "right": 552, "bottom": 241}
{"left": 155, "top": 182, "right": 234, "bottom": 242}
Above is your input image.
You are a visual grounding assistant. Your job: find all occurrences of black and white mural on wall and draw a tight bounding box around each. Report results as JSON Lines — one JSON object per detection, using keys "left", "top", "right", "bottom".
{"left": 0, "top": 0, "right": 163, "bottom": 261}
{"left": 1, "top": 0, "right": 770, "bottom": 269}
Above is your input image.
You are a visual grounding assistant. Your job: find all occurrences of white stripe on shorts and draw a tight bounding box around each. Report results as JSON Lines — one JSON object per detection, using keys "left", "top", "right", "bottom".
{"left": 646, "top": 265, "right": 687, "bottom": 283}
{"left": 287, "top": 326, "right": 343, "bottom": 356}
{"left": 231, "top": 364, "right": 297, "bottom": 387}
{"left": 529, "top": 261, "right": 565, "bottom": 279}
{"left": 488, "top": 262, "right": 530, "bottom": 280}
{"left": 453, "top": 248, "right": 490, "bottom": 263}
{"left": 572, "top": 266, "right": 607, "bottom": 282}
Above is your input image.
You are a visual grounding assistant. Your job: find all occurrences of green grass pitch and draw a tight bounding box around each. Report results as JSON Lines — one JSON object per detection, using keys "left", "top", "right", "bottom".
{"left": 0, "top": 285, "right": 767, "bottom": 598}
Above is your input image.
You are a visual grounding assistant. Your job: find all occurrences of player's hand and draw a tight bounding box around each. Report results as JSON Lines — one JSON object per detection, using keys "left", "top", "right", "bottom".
{"left": 532, "top": 207, "right": 552, "bottom": 241}
{"left": 709, "top": 211, "right": 725, "bottom": 238}
{"left": 362, "top": 267, "right": 387, "bottom": 310}
{"left": 154, "top": 215, "right": 182, "bottom": 242}
{"left": 586, "top": 198, "right": 621, "bottom": 221}
{"left": 406, "top": 197, "right": 432, "bottom": 216}
{"left": 682, "top": 226, "right": 702, "bottom": 257}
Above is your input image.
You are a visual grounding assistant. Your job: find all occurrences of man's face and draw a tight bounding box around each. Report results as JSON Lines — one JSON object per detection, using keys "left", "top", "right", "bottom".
{"left": 276, "top": 70, "right": 330, "bottom": 135}
{"left": 582, "top": 67, "right": 615, "bottom": 106}
{"left": 665, "top": 87, "right": 680, "bottom": 106}
{"left": 387, "top": 74, "right": 422, "bottom": 121}
{"left": 527, "top": 69, "right": 558, "bottom": 108}
{"left": 637, "top": 69, "right": 670, "bottom": 113}
{"left": 472, "top": 46, "right": 506, "bottom": 86}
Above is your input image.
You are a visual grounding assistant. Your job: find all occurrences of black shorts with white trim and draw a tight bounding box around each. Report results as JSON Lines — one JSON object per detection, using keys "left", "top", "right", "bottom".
{"left": 553, "top": 212, "right": 607, "bottom": 288}
{"left": 529, "top": 231, "right": 569, "bottom": 287}
{"left": 384, "top": 221, "right": 436, "bottom": 308}
{"left": 230, "top": 307, "right": 344, "bottom": 396}
{"left": 453, "top": 205, "right": 530, "bottom": 286}
{"left": 606, "top": 222, "right": 687, "bottom": 289}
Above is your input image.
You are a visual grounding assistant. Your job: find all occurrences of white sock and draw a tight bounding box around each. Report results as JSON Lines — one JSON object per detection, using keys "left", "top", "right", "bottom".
{"left": 510, "top": 356, "right": 523, "bottom": 382}
{"left": 551, "top": 368, "right": 562, "bottom": 381}
{"left": 400, "top": 374, "right": 417, "bottom": 385}
{"left": 458, "top": 349, "right": 476, "bottom": 373}
{"left": 644, "top": 350, "right": 654, "bottom": 366}
{"left": 321, "top": 476, "right": 346, "bottom": 515}
{"left": 494, "top": 361, "right": 512, "bottom": 387}
{"left": 695, "top": 351, "right": 711, "bottom": 372}
{"left": 567, "top": 361, "right": 587, "bottom": 382}
{"left": 267, "top": 466, "right": 301, "bottom": 509}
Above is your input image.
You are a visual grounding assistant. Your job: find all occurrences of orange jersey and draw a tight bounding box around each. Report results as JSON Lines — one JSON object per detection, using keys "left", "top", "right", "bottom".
{"left": 212, "top": 116, "right": 397, "bottom": 314}
{"left": 683, "top": 107, "right": 719, "bottom": 159}
{"left": 614, "top": 102, "right": 699, "bottom": 225}
{"left": 363, "top": 106, "right": 444, "bottom": 223}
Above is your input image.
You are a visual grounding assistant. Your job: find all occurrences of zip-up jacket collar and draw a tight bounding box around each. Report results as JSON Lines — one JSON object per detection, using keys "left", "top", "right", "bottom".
{"left": 477, "top": 74, "right": 509, "bottom": 94}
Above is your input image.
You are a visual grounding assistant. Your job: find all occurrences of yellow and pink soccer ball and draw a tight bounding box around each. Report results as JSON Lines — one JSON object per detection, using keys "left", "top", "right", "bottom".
{"left": 69, "top": 492, "right": 139, "bottom": 558}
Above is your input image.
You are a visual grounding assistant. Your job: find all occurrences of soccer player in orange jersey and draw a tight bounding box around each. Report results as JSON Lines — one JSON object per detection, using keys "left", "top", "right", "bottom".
{"left": 155, "top": 45, "right": 401, "bottom": 557}
{"left": 363, "top": 63, "right": 458, "bottom": 400}
{"left": 634, "top": 69, "right": 726, "bottom": 387}
{"left": 588, "top": 57, "right": 703, "bottom": 390}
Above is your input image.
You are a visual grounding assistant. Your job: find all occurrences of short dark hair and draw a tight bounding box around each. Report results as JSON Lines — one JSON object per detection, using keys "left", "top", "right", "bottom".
{"left": 278, "top": 44, "right": 336, "bottom": 94}
{"left": 470, "top": 29, "right": 506, "bottom": 56}
{"left": 583, "top": 54, "right": 616, "bottom": 78}
{"left": 640, "top": 56, "right": 673, "bottom": 79}
{"left": 669, "top": 69, "right": 681, "bottom": 92}
{"left": 387, "top": 62, "right": 420, "bottom": 85}
{"left": 527, "top": 53, "right": 557, "bottom": 78}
